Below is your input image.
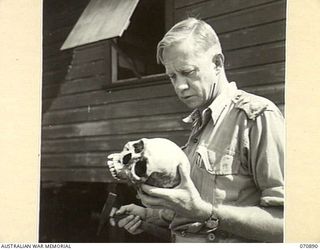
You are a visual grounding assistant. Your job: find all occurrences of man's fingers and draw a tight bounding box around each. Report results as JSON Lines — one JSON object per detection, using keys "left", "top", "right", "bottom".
{"left": 128, "top": 219, "right": 142, "bottom": 235}
{"left": 109, "top": 207, "right": 118, "bottom": 226}
{"left": 124, "top": 216, "right": 141, "bottom": 231}
{"left": 118, "top": 215, "right": 134, "bottom": 228}
{"left": 109, "top": 207, "right": 117, "bottom": 217}
{"left": 140, "top": 184, "right": 172, "bottom": 199}
{"left": 110, "top": 217, "right": 116, "bottom": 227}
{"left": 138, "top": 190, "right": 170, "bottom": 208}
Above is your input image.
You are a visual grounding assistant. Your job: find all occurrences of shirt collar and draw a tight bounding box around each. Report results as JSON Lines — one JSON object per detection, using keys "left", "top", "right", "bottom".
{"left": 183, "top": 82, "right": 238, "bottom": 125}
{"left": 182, "top": 109, "right": 201, "bottom": 124}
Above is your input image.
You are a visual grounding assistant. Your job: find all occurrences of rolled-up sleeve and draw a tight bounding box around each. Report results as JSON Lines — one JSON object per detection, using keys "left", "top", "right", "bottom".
{"left": 249, "top": 108, "right": 284, "bottom": 206}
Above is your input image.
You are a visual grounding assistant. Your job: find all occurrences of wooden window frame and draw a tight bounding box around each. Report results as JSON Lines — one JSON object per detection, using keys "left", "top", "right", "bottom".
{"left": 109, "top": 0, "right": 174, "bottom": 84}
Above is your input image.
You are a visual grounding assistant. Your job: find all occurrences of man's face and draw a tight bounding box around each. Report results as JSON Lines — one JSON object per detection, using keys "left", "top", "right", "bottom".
{"left": 162, "top": 40, "right": 219, "bottom": 110}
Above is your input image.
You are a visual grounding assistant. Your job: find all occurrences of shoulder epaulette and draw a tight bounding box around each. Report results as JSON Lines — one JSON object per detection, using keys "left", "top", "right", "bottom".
{"left": 232, "top": 91, "right": 270, "bottom": 120}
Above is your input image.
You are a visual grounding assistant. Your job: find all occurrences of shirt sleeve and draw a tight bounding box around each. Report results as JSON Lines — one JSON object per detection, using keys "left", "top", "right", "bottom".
{"left": 249, "top": 107, "right": 284, "bottom": 206}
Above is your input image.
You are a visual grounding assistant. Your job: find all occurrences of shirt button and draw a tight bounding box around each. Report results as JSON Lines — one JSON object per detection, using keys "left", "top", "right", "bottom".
{"left": 193, "top": 138, "right": 198, "bottom": 143}
{"left": 208, "top": 233, "right": 215, "bottom": 241}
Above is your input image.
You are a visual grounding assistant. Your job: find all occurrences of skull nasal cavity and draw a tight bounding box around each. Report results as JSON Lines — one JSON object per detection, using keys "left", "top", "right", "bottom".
{"left": 122, "top": 153, "right": 132, "bottom": 164}
{"left": 134, "top": 160, "right": 147, "bottom": 177}
{"left": 133, "top": 140, "right": 144, "bottom": 153}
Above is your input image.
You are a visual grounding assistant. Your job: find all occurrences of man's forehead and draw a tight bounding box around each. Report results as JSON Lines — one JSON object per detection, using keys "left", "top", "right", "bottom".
{"left": 163, "top": 57, "right": 195, "bottom": 74}
{"left": 162, "top": 41, "right": 197, "bottom": 67}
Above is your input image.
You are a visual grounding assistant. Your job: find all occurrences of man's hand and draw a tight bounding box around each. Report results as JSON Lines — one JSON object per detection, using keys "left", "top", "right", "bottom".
{"left": 138, "top": 164, "right": 212, "bottom": 221}
{"left": 110, "top": 204, "right": 146, "bottom": 235}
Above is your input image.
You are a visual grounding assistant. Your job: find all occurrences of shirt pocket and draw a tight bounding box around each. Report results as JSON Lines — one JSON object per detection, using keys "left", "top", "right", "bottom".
{"left": 196, "top": 145, "right": 240, "bottom": 175}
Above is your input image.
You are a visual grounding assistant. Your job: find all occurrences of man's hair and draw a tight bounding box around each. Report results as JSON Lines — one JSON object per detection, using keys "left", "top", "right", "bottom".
{"left": 156, "top": 17, "right": 221, "bottom": 64}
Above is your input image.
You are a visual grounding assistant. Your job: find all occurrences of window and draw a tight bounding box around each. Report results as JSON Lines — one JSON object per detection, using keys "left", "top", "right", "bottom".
{"left": 112, "top": 0, "right": 166, "bottom": 81}
{"left": 62, "top": 0, "right": 170, "bottom": 82}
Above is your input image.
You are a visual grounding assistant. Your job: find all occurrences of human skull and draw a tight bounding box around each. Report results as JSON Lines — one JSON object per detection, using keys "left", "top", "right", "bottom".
{"left": 106, "top": 138, "right": 190, "bottom": 188}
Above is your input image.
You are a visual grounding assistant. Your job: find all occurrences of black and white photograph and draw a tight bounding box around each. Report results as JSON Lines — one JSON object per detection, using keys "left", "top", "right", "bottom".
{"left": 39, "top": 0, "right": 286, "bottom": 243}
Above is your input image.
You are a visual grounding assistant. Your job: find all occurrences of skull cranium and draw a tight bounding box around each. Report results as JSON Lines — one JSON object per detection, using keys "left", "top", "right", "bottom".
{"left": 107, "top": 138, "right": 190, "bottom": 188}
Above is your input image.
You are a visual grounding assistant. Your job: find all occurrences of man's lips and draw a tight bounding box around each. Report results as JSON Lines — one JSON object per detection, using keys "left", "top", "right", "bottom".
{"left": 181, "top": 95, "right": 194, "bottom": 100}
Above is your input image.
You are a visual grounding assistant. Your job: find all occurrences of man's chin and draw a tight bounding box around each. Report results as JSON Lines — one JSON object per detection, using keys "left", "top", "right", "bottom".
{"left": 183, "top": 100, "right": 201, "bottom": 110}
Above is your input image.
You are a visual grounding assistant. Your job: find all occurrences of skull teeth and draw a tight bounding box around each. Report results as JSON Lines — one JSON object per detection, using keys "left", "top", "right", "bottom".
{"left": 106, "top": 156, "right": 122, "bottom": 180}
{"left": 109, "top": 169, "right": 120, "bottom": 180}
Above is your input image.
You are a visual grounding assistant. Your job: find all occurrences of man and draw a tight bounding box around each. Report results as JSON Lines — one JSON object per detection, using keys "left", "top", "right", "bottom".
{"left": 111, "top": 18, "right": 284, "bottom": 243}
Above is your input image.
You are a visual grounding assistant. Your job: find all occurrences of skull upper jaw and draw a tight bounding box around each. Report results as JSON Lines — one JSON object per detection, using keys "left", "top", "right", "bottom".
{"left": 107, "top": 152, "right": 148, "bottom": 184}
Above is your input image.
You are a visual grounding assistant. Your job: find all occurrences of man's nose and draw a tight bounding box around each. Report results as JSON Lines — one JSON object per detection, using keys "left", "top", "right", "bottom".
{"left": 175, "top": 76, "right": 189, "bottom": 91}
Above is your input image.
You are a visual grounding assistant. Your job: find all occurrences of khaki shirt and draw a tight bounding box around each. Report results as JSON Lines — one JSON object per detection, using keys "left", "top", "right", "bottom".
{"left": 170, "top": 82, "right": 284, "bottom": 242}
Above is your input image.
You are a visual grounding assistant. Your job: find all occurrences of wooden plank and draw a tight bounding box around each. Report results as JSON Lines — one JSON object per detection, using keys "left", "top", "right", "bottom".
{"left": 42, "top": 66, "right": 284, "bottom": 121}
{"left": 43, "top": 60, "right": 106, "bottom": 86}
{"left": 174, "top": 0, "right": 279, "bottom": 22}
{"left": 42, "top": 113, "right": 190, "bottom": 139}
{"left": 220, "top": 20, "right": 286, "bottom": 51}
{"left": 174, "top": 0, "right": 206, "bottom": 9}
{"left": 41, "top": 152, "right": 108, "bottom": 168}
{"left": 243, "top": 83, "right": 284, "bottom": 105}
{"left": 41, "top": 90, "right": 108, "bottom": 111}
{"left": 42, "top": 81, "right": 174, "bottom": 111}
{"left": 227, "top": 62, "right": 285, "bottom": 88}
{"left": 43, "top": 53, "right": 73, "bottom": 73}
{"left": 42, "top": 76, "right": 107, "bottom": 99}
{"left": 65, "top": 60, "right": 106, "bottom": 81}
{"left": 41, "top": 168, "right": 115, "bottom": 183}
{"left": 42, "top": 69, "right": 68, "bottom": 86}
{"left": 43, "top": 50, "right": 71, "bottom": 63}
{"left": 44, "top": 43, "right": 107, "bottom": 76}
{"left": 43, "top": 43, "right": 108, "bottom": 85}
{"left": 42, "top": 85, "right": 61, "bottom": 99}
{"left": 224, "top": 41, "right": 285, "bottom": 70}
{"left": 42, "top": 95, "right": 188, "bottom": 125}
{"left": 42, "top": 58, "right": 284, "bottom": 111}
{"left": 206, "top": 1, "right": 286, "bottom": 34}
{"left": 43, "top": 43, "right": 67, "bottom": 59}
{"left": 72, "top": 41, "right": 108, "bottom": 65}
{"left": 41, "top": 131, "right": 190, "bottom": 153}
{"left": 42, "top": 70, "right": 284, "bottom": 124}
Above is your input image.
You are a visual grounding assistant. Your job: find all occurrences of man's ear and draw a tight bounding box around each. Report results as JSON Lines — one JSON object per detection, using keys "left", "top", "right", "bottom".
{"left": 212, "top": 53, "right": 224, "bottom": 72}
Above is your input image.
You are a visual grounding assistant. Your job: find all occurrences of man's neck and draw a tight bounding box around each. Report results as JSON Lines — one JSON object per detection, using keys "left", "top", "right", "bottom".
{"left": 199, "top": 72, "right": 229, "bottom": 112}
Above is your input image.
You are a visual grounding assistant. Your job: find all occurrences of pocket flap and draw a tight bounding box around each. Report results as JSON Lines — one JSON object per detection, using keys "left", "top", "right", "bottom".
{"left": 196, "top": 146, "right": 240, "bottom": 175}
{"left": 196, "top": 145, "right": 212, "bottom": 173}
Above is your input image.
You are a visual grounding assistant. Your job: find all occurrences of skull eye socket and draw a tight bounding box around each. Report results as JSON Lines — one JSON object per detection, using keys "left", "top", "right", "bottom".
{"left": 133, "top": 140, "right": 144, "bottom": 153}
{"left": 134, "top": 159, "right": 147, "bottom": 177}
{"left": 122, "top": 153, "right": 132, "bottom": 164}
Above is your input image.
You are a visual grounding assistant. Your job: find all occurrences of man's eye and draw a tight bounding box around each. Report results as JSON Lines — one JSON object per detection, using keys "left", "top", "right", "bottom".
{"left": 184, "top": 70, "right": 195, "bottom": 76}
{"left": 168, "top": 74, "right": 176, "bottom": 81}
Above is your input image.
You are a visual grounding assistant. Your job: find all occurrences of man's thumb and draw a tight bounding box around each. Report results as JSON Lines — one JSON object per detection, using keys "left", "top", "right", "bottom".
{"left": 177, "top": 163, "right": 190, "bottom": 182}
{"left": 115, "top": 205, "right": 128, "bottom": 215}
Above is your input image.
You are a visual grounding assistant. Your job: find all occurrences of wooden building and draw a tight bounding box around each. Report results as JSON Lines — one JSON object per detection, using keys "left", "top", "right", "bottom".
{"left": 40, "top": 0, "right": 286, "bottom": 242}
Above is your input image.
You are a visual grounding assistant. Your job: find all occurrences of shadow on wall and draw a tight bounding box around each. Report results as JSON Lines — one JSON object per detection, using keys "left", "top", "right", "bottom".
{"left": 39, "top": 182, "right": 169, "bottom": 243}
{"left": 42, "top": 51, "right": 73, "bottom": 114}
